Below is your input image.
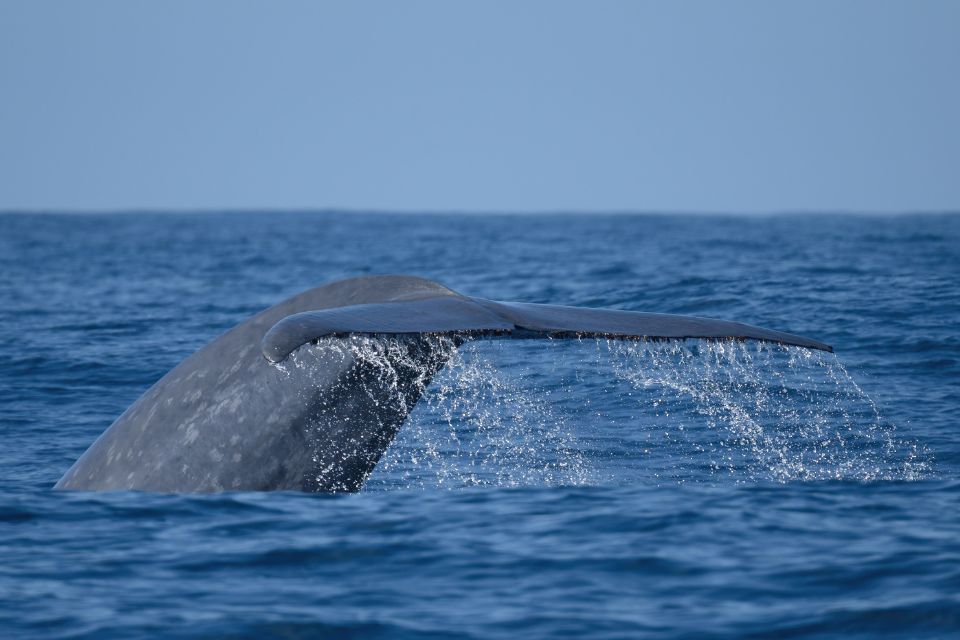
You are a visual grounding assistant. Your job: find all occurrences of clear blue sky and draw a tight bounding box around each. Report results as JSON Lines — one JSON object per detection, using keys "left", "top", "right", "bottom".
{"left": 1, "top": 1, "right": 958, "bottom": 213}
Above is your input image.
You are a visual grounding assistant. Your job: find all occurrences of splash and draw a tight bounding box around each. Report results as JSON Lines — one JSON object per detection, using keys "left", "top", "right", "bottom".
{"left": 605, "top": 340, "right": 931, "bottom": 483}
{"left": 372, "top": 340, "right": 594, "bottom": 490}
{"left": 280, "top": 337, "right": 931, "bottom": 491}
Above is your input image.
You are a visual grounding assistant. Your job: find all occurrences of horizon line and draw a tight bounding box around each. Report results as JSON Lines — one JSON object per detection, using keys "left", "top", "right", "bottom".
{"left": 1, "top": 207, "right": 959, "bottom": 217}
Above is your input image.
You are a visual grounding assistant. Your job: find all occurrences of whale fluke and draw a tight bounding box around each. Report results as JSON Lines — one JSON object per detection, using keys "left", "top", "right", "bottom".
{"left": 262, "top": 289, "right": 832, "bottom": 364}
{"left": 55, "top": 275, "right": 831, "bottom": 494}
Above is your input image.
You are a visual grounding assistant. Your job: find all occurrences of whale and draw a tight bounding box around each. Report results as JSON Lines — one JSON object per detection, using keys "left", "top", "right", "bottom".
{"left": 54, "top": 275, "right": 832, "bottom": 493}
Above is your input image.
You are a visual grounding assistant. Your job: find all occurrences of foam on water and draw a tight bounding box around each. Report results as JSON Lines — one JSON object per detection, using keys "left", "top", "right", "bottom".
{"left": 279, "top": 336, "right": 932, "bottom": 492}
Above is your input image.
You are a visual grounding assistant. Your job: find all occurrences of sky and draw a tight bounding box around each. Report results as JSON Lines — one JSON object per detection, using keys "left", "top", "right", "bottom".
{"left": 1, "top": 1, "right": 958, "bottom": 213}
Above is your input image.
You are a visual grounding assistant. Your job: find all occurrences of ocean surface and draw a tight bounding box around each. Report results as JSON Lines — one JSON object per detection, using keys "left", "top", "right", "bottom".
{"left": 0, "top": 212, "right": 957, "bottom": 639}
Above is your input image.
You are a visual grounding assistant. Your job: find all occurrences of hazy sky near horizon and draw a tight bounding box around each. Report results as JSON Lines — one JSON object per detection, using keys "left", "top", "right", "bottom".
{"left": 1, "top": 1, "right": 958, "bottom": 213}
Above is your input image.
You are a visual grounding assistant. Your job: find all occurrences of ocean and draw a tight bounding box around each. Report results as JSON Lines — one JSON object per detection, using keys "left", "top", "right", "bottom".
{"left": 0, "top": 212, "right": 957, "bottom": 638}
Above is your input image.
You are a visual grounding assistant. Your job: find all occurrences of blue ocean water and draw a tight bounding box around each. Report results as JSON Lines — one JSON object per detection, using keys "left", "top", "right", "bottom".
{"left": 0, "top": 212, "right": 958, "bottom": 638}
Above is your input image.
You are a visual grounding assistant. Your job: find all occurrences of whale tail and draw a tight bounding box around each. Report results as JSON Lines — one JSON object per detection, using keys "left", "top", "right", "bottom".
{"left": 55, "top": 275, "right": 831, "bottom": 494}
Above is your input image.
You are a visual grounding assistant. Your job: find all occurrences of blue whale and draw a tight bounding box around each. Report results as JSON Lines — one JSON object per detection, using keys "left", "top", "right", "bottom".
{"left": 55, "top": 275, "right": 831, "bottom": 493}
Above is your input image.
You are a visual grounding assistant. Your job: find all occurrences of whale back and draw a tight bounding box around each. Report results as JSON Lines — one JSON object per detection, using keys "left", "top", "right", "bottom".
{"left": 54, "top": 276, "right": 457, "bottom": 492}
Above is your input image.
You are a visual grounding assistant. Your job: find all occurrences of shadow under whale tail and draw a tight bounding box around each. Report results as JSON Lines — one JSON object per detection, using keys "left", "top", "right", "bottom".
{"left": 297, "top": 334, "right": 458, "bottom": 492}
{"left": 55, "top": 275, "right": 831, "bottom": 494}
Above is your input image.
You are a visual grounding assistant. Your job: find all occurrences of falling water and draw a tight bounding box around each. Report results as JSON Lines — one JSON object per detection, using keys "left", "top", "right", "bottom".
{"left": 281, "top": 337, "right": 931, "bottom": 491}
{"left": 603, "top": 340, "right": 931, "bottom": 483}
{"left": 372, "top": 339, "right": 594, "bottom": 490}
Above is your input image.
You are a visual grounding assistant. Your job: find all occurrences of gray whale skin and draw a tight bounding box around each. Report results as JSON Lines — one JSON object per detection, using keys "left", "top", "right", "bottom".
{"left": 55, "top": 275, "right": 831, "bottom": 493}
